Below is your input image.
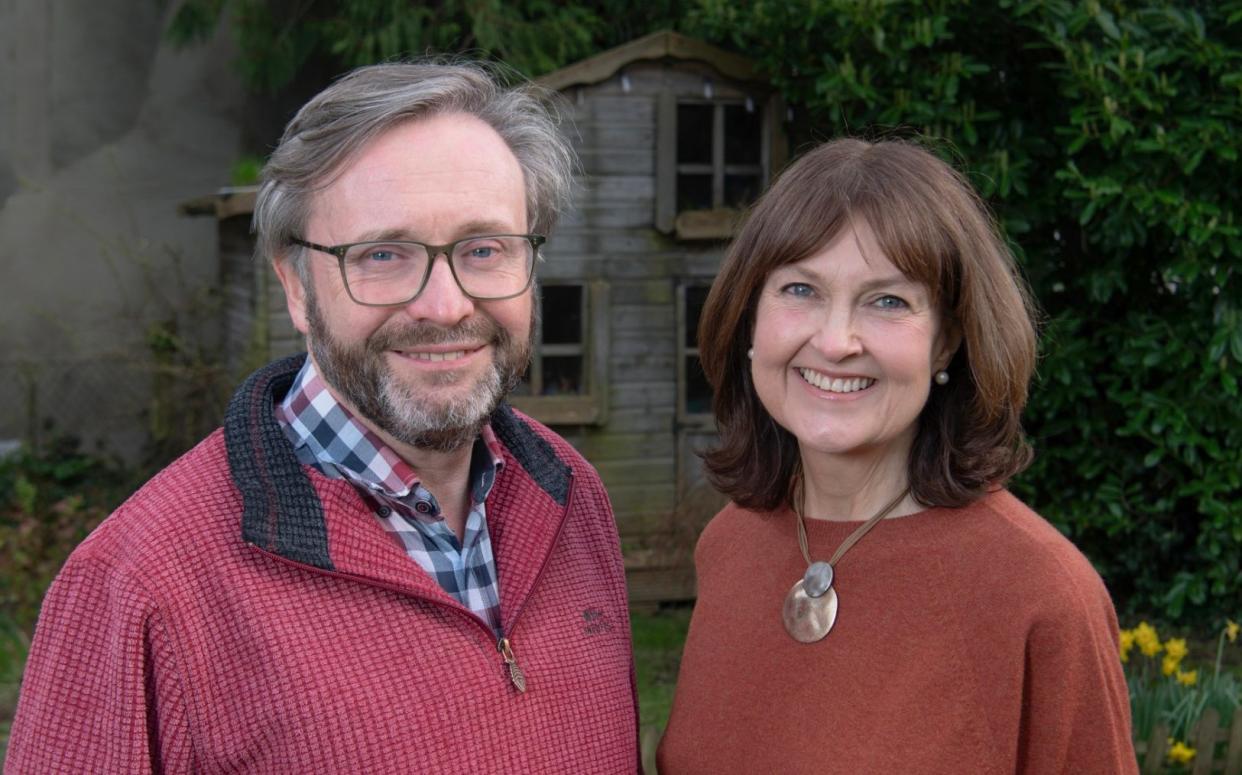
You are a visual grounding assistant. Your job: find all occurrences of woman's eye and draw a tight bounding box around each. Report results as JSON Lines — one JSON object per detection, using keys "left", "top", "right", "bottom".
{"left": 780, "top": 282, "right": 814, "bottom": 297}
{"left": 873, "top": 295, "right": 908, "bottom": 309}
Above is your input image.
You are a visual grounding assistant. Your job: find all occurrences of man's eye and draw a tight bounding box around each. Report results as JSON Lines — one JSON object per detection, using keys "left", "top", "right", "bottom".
{"left": 366, "top": 250, "right": 396, "bottom": 262}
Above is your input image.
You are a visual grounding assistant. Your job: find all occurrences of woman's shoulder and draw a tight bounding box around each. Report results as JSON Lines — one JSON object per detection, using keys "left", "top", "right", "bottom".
{"left": 694, "top": 501, "right": 783, "bottom": 564}
{"left": 961, "top": 490, "right": 1116, "bottom": 618}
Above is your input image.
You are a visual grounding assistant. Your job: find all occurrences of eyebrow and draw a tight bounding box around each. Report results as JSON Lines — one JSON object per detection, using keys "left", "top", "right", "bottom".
{"left": 352, "top": 221, "right": 520, "bottom": 244}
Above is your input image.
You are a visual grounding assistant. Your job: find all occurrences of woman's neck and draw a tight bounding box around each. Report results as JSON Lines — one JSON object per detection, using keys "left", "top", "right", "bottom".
{"left": 798, "top": 443, "right": 919, "bottom": 522}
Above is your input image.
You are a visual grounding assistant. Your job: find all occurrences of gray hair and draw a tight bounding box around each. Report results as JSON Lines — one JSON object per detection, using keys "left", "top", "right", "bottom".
{"left": 253, "top": 60, "right": 576, "bottom": 273}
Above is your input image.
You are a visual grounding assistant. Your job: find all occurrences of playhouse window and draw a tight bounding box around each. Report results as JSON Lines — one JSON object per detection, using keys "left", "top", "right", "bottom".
{"left": 678, "top": 281, "right": 715, "bottom": 422}
{"left": 658, "top": 93, "right": 771, "bottom": 239}
{"left": 509, "top": 281, "right": 610, "bottom": 425}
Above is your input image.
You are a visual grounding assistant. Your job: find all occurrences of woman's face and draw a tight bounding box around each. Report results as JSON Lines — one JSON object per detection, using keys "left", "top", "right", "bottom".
{"left": 750, "top": 219, "right": 956, "bottom": 466}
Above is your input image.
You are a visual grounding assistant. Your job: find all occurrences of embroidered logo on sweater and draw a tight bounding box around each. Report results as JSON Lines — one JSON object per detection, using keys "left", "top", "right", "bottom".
{"left": 581, "top": 608, "right": 613, "bottom": 635}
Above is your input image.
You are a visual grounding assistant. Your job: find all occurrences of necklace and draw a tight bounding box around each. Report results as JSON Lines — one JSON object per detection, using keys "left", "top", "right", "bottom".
{"left": 782, "top": 486, "right": 910, "bottom": 643}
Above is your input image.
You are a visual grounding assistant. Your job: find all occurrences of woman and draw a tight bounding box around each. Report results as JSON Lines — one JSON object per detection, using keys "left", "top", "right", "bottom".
{"left": 657, "top": 139, "right": 1136, "bottom": 774}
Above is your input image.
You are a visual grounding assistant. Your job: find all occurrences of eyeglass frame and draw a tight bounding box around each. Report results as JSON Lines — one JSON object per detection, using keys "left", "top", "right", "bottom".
{"left": 289, "top": 233, "right": 546, "bottom": 306}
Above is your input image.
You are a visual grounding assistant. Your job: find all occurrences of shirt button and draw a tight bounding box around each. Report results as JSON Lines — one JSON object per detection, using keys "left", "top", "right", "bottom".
{"left": 377, "top": 506, "right": 391, "bottom": 517}
{"left": 415, "top": 502, "right": 431, "bottom": 514}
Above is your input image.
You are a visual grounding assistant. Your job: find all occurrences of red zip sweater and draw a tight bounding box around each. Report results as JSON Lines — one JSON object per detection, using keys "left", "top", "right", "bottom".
{"left": 7, "top": 356, "right": 640, "bottom": 774}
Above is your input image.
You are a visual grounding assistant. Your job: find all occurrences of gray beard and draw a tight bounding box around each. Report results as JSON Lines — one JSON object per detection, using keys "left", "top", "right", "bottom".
{"left": 304, "top": 290, "right": 532, "bottom": 453}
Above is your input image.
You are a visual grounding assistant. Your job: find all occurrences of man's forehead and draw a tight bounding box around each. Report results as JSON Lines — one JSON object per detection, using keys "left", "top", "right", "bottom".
{"left": 308, "top": 112, "right": 528, "bottom": 239}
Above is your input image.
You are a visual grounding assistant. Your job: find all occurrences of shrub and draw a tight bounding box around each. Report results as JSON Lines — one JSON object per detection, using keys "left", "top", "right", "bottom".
{"left": 0, "top": 438, "right": 133, "bottom": 630}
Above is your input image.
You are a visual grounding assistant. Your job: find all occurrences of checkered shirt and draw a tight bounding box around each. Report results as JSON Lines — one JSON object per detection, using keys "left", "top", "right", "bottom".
{"left": 275, "top": 359, "right": 505, "bottom": 636}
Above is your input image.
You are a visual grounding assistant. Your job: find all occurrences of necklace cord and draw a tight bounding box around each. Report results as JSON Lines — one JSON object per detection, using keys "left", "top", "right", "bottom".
{"left": 794, "top": 486, "right": 911, "bottom": 567}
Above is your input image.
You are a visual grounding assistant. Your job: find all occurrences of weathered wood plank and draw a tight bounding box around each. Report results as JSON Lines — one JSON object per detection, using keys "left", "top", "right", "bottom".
{"left": 609, "top": 280, "right": 674, "bottom": 305}
{"left": 595, "top": 457, "right": 676, "bottom": 484}
{"left": 612, "top": 304, "right": 675, "bottom": 331}
{"left": 610, "top": 380, "right": 676, "bottom": 409}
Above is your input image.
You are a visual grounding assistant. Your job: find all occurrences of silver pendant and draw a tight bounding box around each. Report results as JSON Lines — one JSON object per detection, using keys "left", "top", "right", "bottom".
{"left": 782, "top": 578, "right": 838, "bottom": 643}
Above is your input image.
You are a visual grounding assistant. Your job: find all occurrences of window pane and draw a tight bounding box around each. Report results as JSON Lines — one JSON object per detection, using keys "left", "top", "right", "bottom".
{"left": 541, "top": 356, "right": 584, "bottom": 395}
{"left": 685, "top": 355, "right": 713, "bottom": 415}
{"left": 724, "top": 104, "right": 761, "bottom": 165}
{"left": 724, "top": 173, "right": 761, "bottom": 209}
{"left": 541, "top": 285, "right": 583, "bottom": 345}
{"left": 677, "top": 104, "right": 713, "bottom": 165}
{"left": 677, "top": 174, "right": 713, "bottom": 211}
{"left": 684, "top": 285, "right": 710, "bottom": 348}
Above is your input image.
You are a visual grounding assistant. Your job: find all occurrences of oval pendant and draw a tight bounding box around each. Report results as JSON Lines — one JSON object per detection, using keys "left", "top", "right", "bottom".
{"left": 782, "top": 579, "right": 838, "bottom": 643}
{"left": 803, "top": 561, "right": 834, "bottom": 598}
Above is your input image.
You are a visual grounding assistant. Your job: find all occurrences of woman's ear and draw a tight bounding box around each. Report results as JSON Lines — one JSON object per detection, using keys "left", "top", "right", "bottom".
{"left": 934, "top": 318, "right": 964, "bottom": 373}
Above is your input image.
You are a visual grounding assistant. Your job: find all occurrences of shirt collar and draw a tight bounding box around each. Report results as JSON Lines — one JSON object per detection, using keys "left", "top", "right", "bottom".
{"left": 275, "top": 358, "right": 504, "bottom": 501}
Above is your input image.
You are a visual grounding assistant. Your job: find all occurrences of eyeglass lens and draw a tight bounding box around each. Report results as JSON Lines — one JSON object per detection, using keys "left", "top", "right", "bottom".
{"left": 342, "top": 236, "right": 534, "bottom": 304}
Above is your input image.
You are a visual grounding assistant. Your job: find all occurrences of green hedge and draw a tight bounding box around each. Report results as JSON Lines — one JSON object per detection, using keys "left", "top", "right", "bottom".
{"left": 687, "top": 0, "right": 1241, "bottom": 624}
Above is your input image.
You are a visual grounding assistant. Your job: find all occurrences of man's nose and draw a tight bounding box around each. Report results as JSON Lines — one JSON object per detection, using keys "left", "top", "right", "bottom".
{"left": 401, "top": 252, "right": 474, "bottom": 326}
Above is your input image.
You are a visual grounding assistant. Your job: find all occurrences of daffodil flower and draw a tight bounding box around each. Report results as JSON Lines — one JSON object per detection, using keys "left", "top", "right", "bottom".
{"left": 1167, "top": 739, "right": 1195, "bottom": 765}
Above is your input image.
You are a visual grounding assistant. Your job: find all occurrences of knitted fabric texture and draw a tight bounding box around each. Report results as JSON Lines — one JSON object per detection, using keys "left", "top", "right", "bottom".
{"left": 7, "top": 356, "right": 640, "bottom": 774}
{"left": 658, "top": 490, "right": 1138, "bottom": 775}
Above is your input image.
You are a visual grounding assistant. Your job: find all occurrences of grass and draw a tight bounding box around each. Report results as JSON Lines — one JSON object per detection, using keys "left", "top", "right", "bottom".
{"left": 632, "top": 604, "right": 693, "bottom": 730}
{"left": 631, "top": 604, "right": 693, "bottom": 773}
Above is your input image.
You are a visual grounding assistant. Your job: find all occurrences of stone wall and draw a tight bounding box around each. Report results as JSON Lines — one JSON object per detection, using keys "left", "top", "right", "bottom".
{"left": 0, "top": 0, "right": 245, "bottom": 459}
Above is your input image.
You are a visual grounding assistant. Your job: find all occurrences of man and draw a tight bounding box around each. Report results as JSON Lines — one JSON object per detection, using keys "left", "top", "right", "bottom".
{"left": 7, "top": 62, "right": 639, "bottom": 773}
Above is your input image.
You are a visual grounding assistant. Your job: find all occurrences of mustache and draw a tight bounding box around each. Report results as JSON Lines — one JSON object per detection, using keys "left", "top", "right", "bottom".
{"left": 367, "top": 317, "right": 505, "bottom": 352}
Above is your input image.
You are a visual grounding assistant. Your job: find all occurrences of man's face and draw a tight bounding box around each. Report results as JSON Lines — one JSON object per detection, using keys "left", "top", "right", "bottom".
{"left": 275, "top": 113, "right": 535, "bottom": 453}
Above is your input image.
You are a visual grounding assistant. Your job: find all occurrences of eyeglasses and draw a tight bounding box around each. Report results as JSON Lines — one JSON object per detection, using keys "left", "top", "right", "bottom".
{"left": 290, "top": 234, "right": 545, "bottom": 306}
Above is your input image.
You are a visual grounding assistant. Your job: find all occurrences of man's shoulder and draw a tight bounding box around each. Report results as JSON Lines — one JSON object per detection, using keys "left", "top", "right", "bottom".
{"left": 490, "top": 404, "right": 602, "bottom": 498}
{"left": 73, "top": 429, "right": 239, "bottom": 571}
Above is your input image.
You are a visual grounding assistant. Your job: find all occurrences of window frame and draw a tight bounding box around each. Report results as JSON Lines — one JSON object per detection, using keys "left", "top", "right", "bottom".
{"left": 508, "top": 279, "right": 611, "bottom": 426}
{"left": 676, "top": 279, "right": 717, "bottom": 428}
{"left": 657, "top": 90, "right": 782, "bottom": 240}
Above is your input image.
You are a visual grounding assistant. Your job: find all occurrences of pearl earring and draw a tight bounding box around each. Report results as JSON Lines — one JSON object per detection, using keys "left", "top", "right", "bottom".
{"left": 934, "top": 370, "right": 950, "bottom": 385}
{"left": 747, "top": 348, "right": 754, "bottom": 359}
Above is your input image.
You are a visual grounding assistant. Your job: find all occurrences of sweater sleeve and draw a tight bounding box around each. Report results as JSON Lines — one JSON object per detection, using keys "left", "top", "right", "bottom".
{"left": 5, "top": 551, "right": 193, "bottom": 774}
{"left": 1017, "top": 566, "right": 1138, "bottom": 775}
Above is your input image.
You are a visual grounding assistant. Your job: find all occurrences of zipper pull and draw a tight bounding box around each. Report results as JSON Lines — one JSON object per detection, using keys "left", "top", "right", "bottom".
{"left": 497, "top": 637, "right": 527, "bottom": 693}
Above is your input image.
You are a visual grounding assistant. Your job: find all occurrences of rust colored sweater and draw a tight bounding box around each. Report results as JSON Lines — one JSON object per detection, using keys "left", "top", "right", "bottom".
{"left": 7, "top": 357, "right": 639, "bottom": 774}
{"left": 658, "top": 490, "right": 1137, "bottom": 775}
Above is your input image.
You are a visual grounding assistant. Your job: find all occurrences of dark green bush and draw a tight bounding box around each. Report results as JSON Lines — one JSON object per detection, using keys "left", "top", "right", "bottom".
{"left": 687, "top": 0, "right": 1241, "bottom": 625}
{"left": 0, "top": 438, "right": 133, "bottom": 630}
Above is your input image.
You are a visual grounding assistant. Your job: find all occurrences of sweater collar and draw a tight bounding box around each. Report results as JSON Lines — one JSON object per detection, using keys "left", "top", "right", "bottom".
{"left": 224, "top": 354, "right": 573, "bottom": 627}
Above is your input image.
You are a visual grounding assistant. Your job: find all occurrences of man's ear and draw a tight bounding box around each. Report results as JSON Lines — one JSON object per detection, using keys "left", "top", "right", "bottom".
{"left": 272, "top": 256, "right": 310, "bottom": 336}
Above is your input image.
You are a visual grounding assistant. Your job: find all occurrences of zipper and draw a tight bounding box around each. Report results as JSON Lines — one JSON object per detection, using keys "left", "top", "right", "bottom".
{"left": 245, "top": 470, "right": 576, "bottom": 694}
{"left": 497, "top": 637, "right": 526, "bottom": 692}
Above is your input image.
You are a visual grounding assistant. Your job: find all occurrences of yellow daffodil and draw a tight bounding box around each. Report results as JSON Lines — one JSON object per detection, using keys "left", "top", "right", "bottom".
{"left": 1167, "top": 739, "right": 1195, "bottom": 765}
{"left": 1228, "top": 619, "right": 1239, "bottom": 643}
{"left": 1119, "top": 629, "right": 1135, "bottom": 663}
{"left": 1176, "top": 669, "right": 1198, "bottom": 687}
{"left": 1165, "top": 637, "right": 1188, "bottom": 662}
{"left": 1135, "top": 621, "right": 1162, "bottom": 657}
{"left": 1162, "top": 655, "right": 1180, "bottom": 676}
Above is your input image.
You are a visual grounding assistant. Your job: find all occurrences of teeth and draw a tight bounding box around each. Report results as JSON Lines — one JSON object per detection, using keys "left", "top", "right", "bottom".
{"left": 409, "top": 350, "right": 467, "bottom": 362}
{"left": 799, "top": 369, "right": 874, "bottom": 393}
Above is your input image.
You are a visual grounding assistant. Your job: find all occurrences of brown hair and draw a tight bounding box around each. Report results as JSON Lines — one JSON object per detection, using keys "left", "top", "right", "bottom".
{"left": 699, "top": 138, "right": 1037, "bottom": 510}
